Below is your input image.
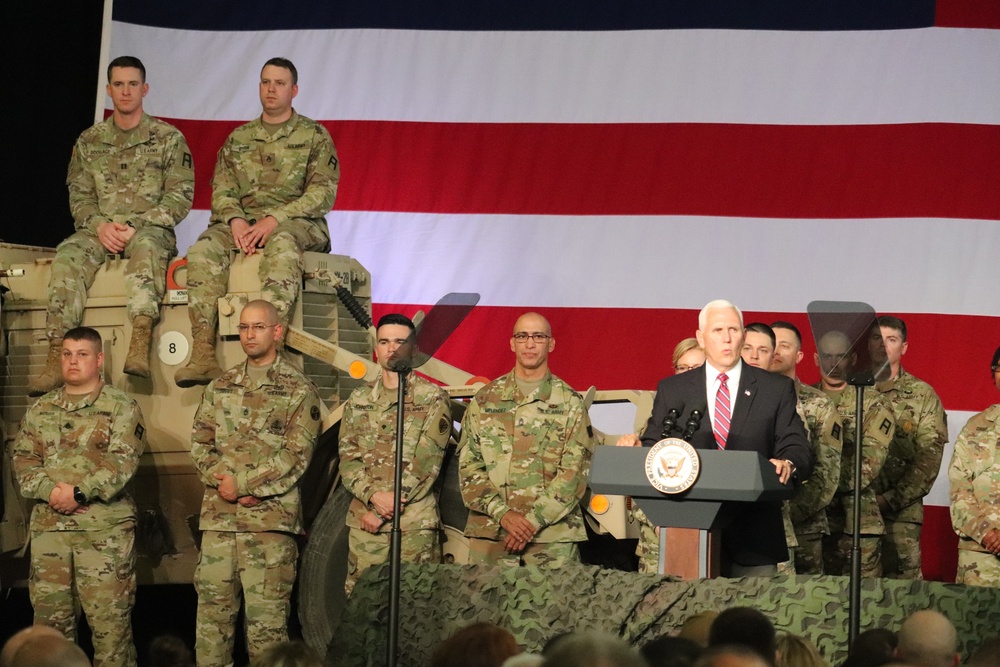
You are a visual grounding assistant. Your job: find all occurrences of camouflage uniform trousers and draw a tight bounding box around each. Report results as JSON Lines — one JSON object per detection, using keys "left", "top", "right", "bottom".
{"left": 46, "top": 226, "right": 176, "bottom": 340}
{"left": 194, "top": 530, "right": 298, "bottom": 667}
{"left": 822, "top": 533, "right": 882, "bottom": 578}
{"left": 793, "top": 533, "right": 825, "bottom": 575}
{"left": 956, "top": 550, "right": 1000, "bottom": 587}
{"left": 185, "top": 219, "right": 330, "bottom": 330}
{"left": 467, "top": 538, "right": 580, "bottom": 568}
{"left": 29, "top": 522, "right": 137, "bottom": 667}
{"left": 345, "top": 528, "right": 441, "bottom": 595}
{"left": 881, "top": 517, "right": 923, "bottom": 579}
{"left": 635, "top": 508, "right": 658, "bottom": 574}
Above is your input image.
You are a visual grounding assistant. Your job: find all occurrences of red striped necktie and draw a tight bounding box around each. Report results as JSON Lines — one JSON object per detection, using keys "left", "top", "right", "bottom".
{"left": 714, "top": 373, "right": 731, "bottom": 450}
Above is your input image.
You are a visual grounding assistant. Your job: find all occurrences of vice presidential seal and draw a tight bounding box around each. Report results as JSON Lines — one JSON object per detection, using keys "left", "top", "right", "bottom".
{"left": 645, "top": 438, "right": 700, "bottom": 494}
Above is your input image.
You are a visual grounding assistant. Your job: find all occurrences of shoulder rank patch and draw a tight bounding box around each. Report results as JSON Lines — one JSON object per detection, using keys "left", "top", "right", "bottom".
{"left": 880, "top": 418, "right": 892, "bottom": 436}
{"left": 311, "top": 405, "right": 321, "bottom": 421}
{"left": 832, "top": 423, "right": 841, "bottom": 441}
{"left": 134, "top": 423, "right": 145, "bottom": 440}
{"left": 439, "top": 416, "right": 450, "bottom": 435}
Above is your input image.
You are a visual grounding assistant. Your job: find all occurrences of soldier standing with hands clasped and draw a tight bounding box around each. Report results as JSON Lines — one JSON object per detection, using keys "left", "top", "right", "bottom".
{"left": 190, "top": 299, "right": 321, "bottom": 666}
{"left": 339, "top": 313, "right": 452, "bottom": 594}
{"left": 14, "top": 327, "right": 146, "bottom": 667}
{"left": 458, "top": 312, "right": 595, "bottom": 567}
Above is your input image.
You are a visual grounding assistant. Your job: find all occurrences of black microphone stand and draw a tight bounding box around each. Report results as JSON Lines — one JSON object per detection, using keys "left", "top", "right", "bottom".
{"left": 386, "top": 360, "right": 410, "bottom": 667}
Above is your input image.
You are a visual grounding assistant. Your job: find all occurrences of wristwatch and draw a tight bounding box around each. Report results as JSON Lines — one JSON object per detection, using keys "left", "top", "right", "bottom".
{"left": 73, "top": 486, "right": 87, "bottom": 505}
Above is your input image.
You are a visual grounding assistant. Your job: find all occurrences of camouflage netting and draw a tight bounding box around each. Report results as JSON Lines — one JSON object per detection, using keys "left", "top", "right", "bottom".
{"left": 329, "top": 563, "right": 1000, "bottom": 667}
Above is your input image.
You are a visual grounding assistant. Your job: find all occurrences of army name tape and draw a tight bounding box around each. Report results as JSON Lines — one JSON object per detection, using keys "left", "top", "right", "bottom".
{"left": 644, "top": 437, "right": 700, "bottom": 494}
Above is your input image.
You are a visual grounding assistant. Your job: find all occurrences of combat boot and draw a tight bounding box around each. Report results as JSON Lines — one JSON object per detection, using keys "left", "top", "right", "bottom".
{"left": 123, "top": 315, "right": 153, "bottom": 378}
{"left": 174, "top": 326, "right": 223, "bottom": 388}
{"left": 28, "top": 338, "right": 64, "bottom": 396}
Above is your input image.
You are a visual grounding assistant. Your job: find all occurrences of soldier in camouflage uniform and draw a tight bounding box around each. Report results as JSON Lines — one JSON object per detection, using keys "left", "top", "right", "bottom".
{"left": 458, "top": 312, "right": 595, "bottom": 567}
{"left": 13, "top": 327, "right": 146, "bottom": 667}
{"left": 339, "top": 313, "right": 452, "bottom": 594}
{"left": 189, "top": 300, "right": 321, "bottom": 666}
{"left": 29, "top": 56, "right": 194, "bottom": 395}
{"left": 948, "top": 345, "right": 1000, "bottom": 587}
{"left": 176, "top": 57, "right": 339, "bottom": 388}
{"left": 871, "top": 316, "right": 948, "bottom": 579}
{"left": 813, "top": 330, "right": 895, "bottom": 577}
{"left": 770, "top": 321, "right": 843, "bottom": 575}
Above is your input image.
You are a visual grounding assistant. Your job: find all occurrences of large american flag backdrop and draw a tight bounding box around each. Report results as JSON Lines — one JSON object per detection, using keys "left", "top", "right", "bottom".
{"left": 107, "top": 2, "right": 999, "bottom": 581}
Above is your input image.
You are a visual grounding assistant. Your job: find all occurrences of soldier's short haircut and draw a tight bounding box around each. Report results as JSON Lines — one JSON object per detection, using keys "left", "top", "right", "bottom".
{"left": 262, "top": 57, "right": 298, "bottom": 85}
{"left": 377, "top": 313, "right": 416, "bottom": 335}
{"left": 744, "top": 322, "right": 776, "bottom": 349}
{"left": 877, "top": 315, "right": 907, "bottom": 342}
{"left": 770, "top": 321, "right": 802, "bottom": 347}
{"left": 108, "top": 55, "right": 146, "bottom": 83}
{"left": 64, "top": 326, "right": 102, "bottom": 352}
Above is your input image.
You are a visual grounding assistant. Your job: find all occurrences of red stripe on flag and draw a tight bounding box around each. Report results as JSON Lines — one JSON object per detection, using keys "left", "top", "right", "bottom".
{"left": 167, "top": 118, "right": 1000, "bottom": 221}
{"left": 371, "top": 305, "right": 998, "bottom": 413}
{"left": 935, "top": 0, "right": 1000, "bottom": 28}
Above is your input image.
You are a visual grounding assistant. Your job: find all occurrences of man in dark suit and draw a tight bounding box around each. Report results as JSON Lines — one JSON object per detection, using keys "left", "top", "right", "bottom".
{"left": 619, "top": 299, "right": 813, "bottom": 575}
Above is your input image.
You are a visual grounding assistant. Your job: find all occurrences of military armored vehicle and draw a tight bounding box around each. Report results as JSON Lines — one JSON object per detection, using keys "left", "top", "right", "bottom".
{"left": 0, "top": 241, "right": 646, "bottom": 653}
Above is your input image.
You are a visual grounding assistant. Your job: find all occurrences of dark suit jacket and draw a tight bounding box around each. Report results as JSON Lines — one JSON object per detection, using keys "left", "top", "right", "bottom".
{"left": 640, "top": 362, "right": 813, "bottom": 565}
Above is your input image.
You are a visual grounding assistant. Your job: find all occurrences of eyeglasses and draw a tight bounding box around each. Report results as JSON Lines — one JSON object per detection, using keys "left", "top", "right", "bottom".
{"left": 993, "top": 364, "right": 1000, "bottom": 373}
{"left": 237, "top": 323, "right": 277, "bottom": 333}
{"left": 513, "top": 332, "right": 551, "bottom": 343}
{"left": 674, "top": 364, "right": 703, "bottom": 373}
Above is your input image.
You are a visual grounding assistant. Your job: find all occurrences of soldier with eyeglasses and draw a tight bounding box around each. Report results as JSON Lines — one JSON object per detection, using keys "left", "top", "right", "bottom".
{"left": 458, "top": 312, "right": 595, "bottom": 566}
{"left": 189, "top": 299, "right": 321, "bottom": 666}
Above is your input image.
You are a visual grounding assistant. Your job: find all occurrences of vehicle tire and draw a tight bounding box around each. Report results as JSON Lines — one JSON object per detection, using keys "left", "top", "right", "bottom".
{"left": 298, "top": 482, "right": 352, "bottom": 656}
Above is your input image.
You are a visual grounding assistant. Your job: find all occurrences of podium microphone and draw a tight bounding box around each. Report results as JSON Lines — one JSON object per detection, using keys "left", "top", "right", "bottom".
{"left": 681, "top": 409, "right": 703, "bottom": 442}
{"left": 661, "top": 407, "right": 683, "bottom": 439}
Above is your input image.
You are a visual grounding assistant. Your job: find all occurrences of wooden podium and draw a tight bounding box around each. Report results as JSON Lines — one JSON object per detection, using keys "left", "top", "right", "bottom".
{"left": 589, "top": 446, "right": 794, "bottom": 579}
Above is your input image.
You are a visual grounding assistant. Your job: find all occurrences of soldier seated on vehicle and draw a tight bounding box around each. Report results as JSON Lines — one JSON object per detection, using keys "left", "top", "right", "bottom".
{"left": 29, "top": 55, "right": 194, "bottom": 396}
{"left": 174, "top": 57, "right": 339, "bottom": 388}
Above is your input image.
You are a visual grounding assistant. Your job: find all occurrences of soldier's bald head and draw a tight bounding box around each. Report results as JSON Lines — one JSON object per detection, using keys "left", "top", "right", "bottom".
{"left": 1, "top": 625, "right": 66, "bottom": 667}
{"left": 513, "top": 312, "right": 551, "bottom": 336}
{"left": 243, "top": 299, "right": 279, "bottom": 323}
{"left": 896, "top": 610, "right": 959, "bottom": 667}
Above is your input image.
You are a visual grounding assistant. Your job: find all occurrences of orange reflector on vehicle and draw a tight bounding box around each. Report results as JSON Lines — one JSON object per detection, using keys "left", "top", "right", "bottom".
{"left": 589, "top": 494, "right": 611, "bottom": 515}
{"left": 349, "top": 360, "right": 368, "bottom": 379}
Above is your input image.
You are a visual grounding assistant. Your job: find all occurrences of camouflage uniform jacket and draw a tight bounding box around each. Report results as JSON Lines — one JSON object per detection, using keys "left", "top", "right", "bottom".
{"left": 948, "top": 404, "right": 999, "bottom": 555}
{"left": 789, "top": 379, "right": 843, "bottom": 536}
{"left": 818, "top": 384, "right": 895, "bottom": 535}
{"left": 210, "top": 110, "right": 339, "bottom": 228}
{"left": 13, "top": 383, "right": 146, "bottom": 532}
{"left": 68, "top": 113, "right": 194, "bottom": 234}
{"left": 873, "top": 368, "right": 948, "bottom": 524}
{"left": 190, "top": 355, "right": 321, "bottom": 534}
{"left": 339, "top": 373, "right": 452, "bottom": 532}
{"left": 458, "top": 370, "right": 594, "bottom": 543}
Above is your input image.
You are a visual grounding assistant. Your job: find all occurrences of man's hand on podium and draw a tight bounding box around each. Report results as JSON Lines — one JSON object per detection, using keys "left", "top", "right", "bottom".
{"left": 615, "top": 434, "right": 640, "bottom": 447}
{"left": 769, "top": 458, "right": 795, "bottom": 484}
